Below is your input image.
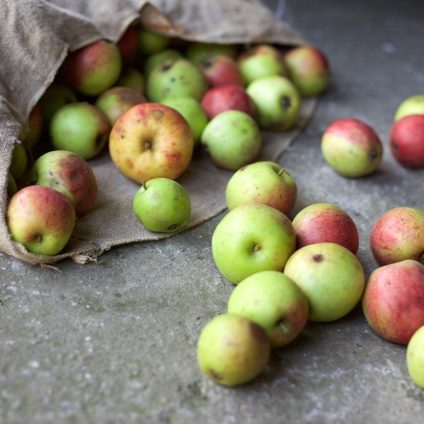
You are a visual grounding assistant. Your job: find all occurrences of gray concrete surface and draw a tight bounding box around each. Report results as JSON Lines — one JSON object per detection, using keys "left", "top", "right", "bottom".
{"left": 2, "top": 0, "right": 424, "bottom": 422}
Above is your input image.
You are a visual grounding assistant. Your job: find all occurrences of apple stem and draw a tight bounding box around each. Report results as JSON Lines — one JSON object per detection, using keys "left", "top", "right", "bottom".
{"left": 278, "top": 169, "right": 286, "bottom": 177}
{"left": 141, "top": 181, "right": 147, "bottom": 190}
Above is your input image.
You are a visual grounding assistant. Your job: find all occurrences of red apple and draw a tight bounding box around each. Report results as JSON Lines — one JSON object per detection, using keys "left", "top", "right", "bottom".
{"left": 362, "top": 260, "right": 424, "bottom": 344}
{"left": 117, "top": 26, "right": 138, "bottom": 64}
{"left": 292, "top": 203, "right": 359, "bottom": 253}
{"left": 109, "top": 102, "right": 193, "bottom": 183}
{"left": 201, "top": 85, "right": 255, "bottom": 120}
{"left": 199, "top": 55, "right": 243, "bottom": 87}
{"left": 370, "top": 207, "right": 424, "bottom": 265}
{"left": 389, "top": 114, "right": 424, "bottom": 168}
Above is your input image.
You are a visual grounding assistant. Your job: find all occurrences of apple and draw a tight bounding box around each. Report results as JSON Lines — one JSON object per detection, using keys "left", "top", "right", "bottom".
{"left": 133, "top": 178, "right": 191, "bottom": 233}
{"left": 186, "top": 42, "right": 237, "bottom": 64}
{"left": 7, "top": 185, "right": 76, "bottom": 256}
{"left": 389, "top": 114, "right": 424, "bottom": 168}
{"left": 95, "top": 87, "right": 146, "bottom": 125}
{"left": 146, "top": 58, "right": 208, "bottom": 102}
{"left": 370, "top": 207, "right": 424, "bottom": 266}
{"left": 136, "top": 28, "right": 170, "bottom": 55}
{"left": 39, "top": 83, "right": 77, "bottom": 126}
{"left": 7, "top": 174, "right": 17, "bottom": 197}
{"left": 144, "top": 49, "right": 182, "bottom": 76}
{"left": 22, "top": 104, "right": 43, "bottom": 149}
{"left": 321, "top": 118, "right": 383, "bottom": 177}
{"left": 227, "top": 270, "right": 309, "bottom": 347}
{"left": 394, "top": 95, "right": 424, "bottom": 121}
{"left": 117, "top": 26, "right": 138, "bottom": 64}
{"left": 225, "top": 161, "right": 297, "bottom": 216}
{"left": 284, "top": 242, "right": 365, "bottom": 322}
{"left": 407, "top": 325, "right": 424, "bottom": 388}
{"left": 246, "top": 76, "right": 301, "bottom": 131}
{"left": 211, "top": 204, "right": 296, "bottom": 284}
{"left": 29, "top": 150, "right": 98, "bottom": 217}
{"left": 161, "top": 97, "right": 208, "bottom": 146}
{"left": 362, "top": 260, "right": 424, "bottom": 344}
{"left": 50, "top": 102, "right": 110, "bottom": 160}
{"left": 199, "top": 55, "right": 243, "bottom": 87}
{"left": 292, "top": 203, "right": 359, "bottom": 253}
{"left": 197, "top": 313, "right": 270, "bottom": 386}
{"left": 116, "top": 68, "right": 145, "bottom": 94}
{"left": 238, "top": 44, "right": 288, "bottom": 85}
{"left": 62, "top": 40, "right": 122, "bottom": 96}
{"left": 10, "top": 143, "right": 28, "bottom": 181}
{"left": 284, "top": 45, "right": 330, "bottom": 96}
{"left": 201, "top": 110, "right": 261, "bottom": 170}
{"left": 109, "top": 102, "right": 193, "bottom": 183}
{"left": 201, "top": 85, "right": 255, "bottom": 120}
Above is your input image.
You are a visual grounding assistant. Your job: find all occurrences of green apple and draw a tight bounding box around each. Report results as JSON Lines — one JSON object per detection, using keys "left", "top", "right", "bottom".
{"left": 225, "top": 161, "right": 297, "bottom": 216}
{"left": 137, "top": 28, "right": 170, "bottom": 55}
{"left": 146, "top": 58, "right": 208, "bottom": 102}
{"left": 238, "top": 44, "right": 289, "bottom": 85}
{"left": 161, "top": 97, "right": 208, "bottom": 146}
{"left": 133, "top": 178, "right": 191, "bottom": 233}
{"left": 228, "top": 271, "right": 308, "bottom": 347}
{"left": 116, "top": 68, "right": 145, "bottom": 94}
{"left": 95, "top": 87, "right": 146, "bottom": 125}
{"left": 201, "top": 110, "right": 262, "bottom": 170}
{"left": 10, "top": 143, "right": 28, "bottom": 181}
{"left": 50, "top": 102, "right": 110, "bottom": 160}
{"left": 197, "top": 313, "right": 270, "bottom": 386}
{"left": 29, "top": 150, "right": 98, "bottom": 217}
{"left": 212, "top": 204, "right": 296, "bottom": 284}
{"left": 394, "top": 95, "right": 424, "bottom": 121}
{"left": 407, "top": 325, "right": 424, "bottom": 388}
{"left": 186, "top": 42, "right": 237, "bottom": 64}
{"left": 284, "top": 242, "right": 365, "bottom": 322}
{"left": 7, "top": 174, "right": 17, "bottom": 197}
{"left": 144, "top": 49, "right": 182, "bottom": 76}
{"left": 7, "top": 185, "right": 76, "bottom": 256}
{"left": 246, "top": 75, "right": 301, "bottom": 131}
{"left": 39, "top": 83, "right": 77, "bottom": 125}
{"left": 22, "top": 104, "right": 44, "bottom": 149}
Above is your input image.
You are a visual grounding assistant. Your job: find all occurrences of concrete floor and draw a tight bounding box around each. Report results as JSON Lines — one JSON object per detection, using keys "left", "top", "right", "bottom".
{"left": 2, "top": 0, "right": 424, "bottom": 422}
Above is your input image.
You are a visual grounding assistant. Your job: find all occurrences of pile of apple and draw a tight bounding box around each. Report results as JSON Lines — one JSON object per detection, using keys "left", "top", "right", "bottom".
{"left": 6, "top": 23, "right": 330, "bottom": 255}
{"left": 197, "top": 96, "right": 424, "bottom": 387}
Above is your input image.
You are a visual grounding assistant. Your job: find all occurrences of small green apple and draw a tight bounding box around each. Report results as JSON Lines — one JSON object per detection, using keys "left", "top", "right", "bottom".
{"left": 212, "top": 204, "right": 296, "bottom": 284}
{"left": 22, "top": 104, "right": 44, "bottom": 149}
{"left": 284, "top": 242, "right": 365, "bottom": 322}
{"left": 186, "top": 42, "right": 237, "bottom": 64}
{"left": 407, "top": 325, "right": 424, "bottom": 388}
{"left": 201, "top": 110, "right": 262, "bottom": 170}
{"left": 161, "top": 97, "right": 208, "bottom": 146}
{"left": 144, "top": 49, "right": 182, "bottom": 76}
{"left": 116, "top": 68, "right": 145, "bottom": 94}
{"left": 137, "top": 28, "right": 170, "bottom": 55}
{"left": 394, "top": 95, "right": 424, "bottom": 121}
{"left": 7, "top": 174, "right": 17, "bottom": 197}
{"left": 228, "top": 271, "right": 309, "bottom": 347}
{"left": 133, "top": 178, "right": 191, "bottom": 233}
{"left": 10, "top": 143, "right": 28, "bottom": 180}
{"left": 39, "top": 83, "right": 77, "bottom": 125}
{"left": 225, "top": 161, "right": 297, "bottom": 216}
{"left": 50, "top": 102, "right": 110, "bottom": 160}
{"left": 197, "top": 313, "right": 270, "bottom": 386}
{"left": 246, "top": 75, "right": 301, "bottom": 131}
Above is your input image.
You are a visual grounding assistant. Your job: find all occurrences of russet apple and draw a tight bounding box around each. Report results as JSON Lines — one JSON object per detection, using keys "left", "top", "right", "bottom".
{"left": 197, "top": 313, "right": 270, "bottom": 386}
{"left": 227, "top": 270, "right": 309, "bottom": 347}
{"left": 362, "top": 260, "right": 424, "bottom": 344}
{"left": 7, "top": 185, "right": 76, "bottom": 256}
{"left": 292, "top": 203, "right": 359, "bottom": 253}
{"left": 199, "top": 55, "right": 243, "bottom": 87}
{"left": 109, "top": 102, "right": 193, "bottom": 183}
{"left": 29, "top": 150, "right": 97, "bottom": 217}
{"left": 225, "top": 161, "right": 297, "bottom": 216}
{"left": 370, "top": 207, "right": 424, "bottom": 265}
{"left": 389, "top": 114, "right": 424, "bottom": 168}
{"left": 321, "top": 118, "right": 383, "bottom": 177}
{"left": 201, "top": 85, "right": 255, "bottom": 120}
{"left": 212, "top": 204, "right": 296, "bottom": 284}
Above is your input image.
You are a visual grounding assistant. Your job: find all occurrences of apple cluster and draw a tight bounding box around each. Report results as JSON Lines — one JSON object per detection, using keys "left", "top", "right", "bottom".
{"left": 7, "top": 24, "right": 331, "bottom": 253}
{"left": 197, "top": 159, "right": 424, "bottom": 388}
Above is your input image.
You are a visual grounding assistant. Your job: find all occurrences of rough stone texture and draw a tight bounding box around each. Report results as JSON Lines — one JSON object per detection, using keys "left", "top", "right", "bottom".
{"left": 1, "top": 0, "right": 424, "bottom": 423}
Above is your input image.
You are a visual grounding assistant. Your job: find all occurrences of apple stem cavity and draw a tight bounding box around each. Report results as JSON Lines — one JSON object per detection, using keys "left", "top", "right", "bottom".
{"left": 277, "top": 319, "right": 292, "bottom": 336}
{"left": 312, "top": 254, "right": 324, "bottom": 263}
{"left": 280, "top": 95, "right": 292, "bottom": 111}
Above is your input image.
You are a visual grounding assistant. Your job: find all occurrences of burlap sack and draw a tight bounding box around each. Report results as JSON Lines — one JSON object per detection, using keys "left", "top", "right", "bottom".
{"left": 0, "top": 0, "right": 316, "bottom": 265}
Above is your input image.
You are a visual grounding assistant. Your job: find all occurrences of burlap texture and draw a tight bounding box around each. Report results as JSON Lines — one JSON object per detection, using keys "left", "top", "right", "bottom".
{"left": 0, "top": 0, "right": 315, "bottom": 264}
